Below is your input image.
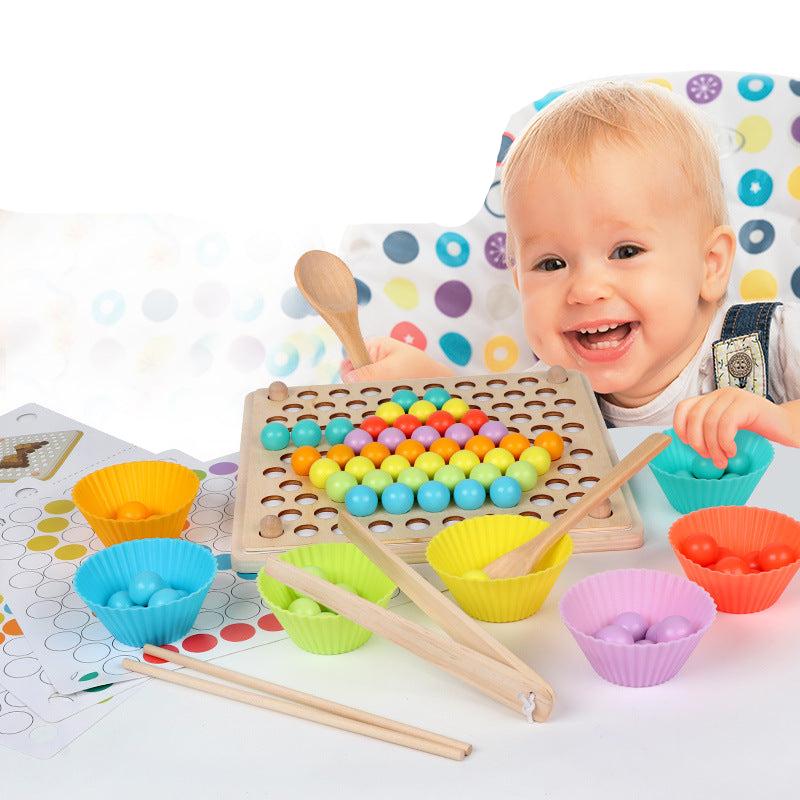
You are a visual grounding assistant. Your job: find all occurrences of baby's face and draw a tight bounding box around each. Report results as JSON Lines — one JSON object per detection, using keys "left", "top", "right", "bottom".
{"left": 506, "top": 142, "right": 717, "bottom": 400}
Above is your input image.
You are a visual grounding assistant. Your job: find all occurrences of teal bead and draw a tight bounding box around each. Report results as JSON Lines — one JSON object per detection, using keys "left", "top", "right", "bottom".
{"left": 725, "top": 452, "right": 751, "bottom": 475}
{"left": 325, "top": 417, "right": 354, "bottom": 445}
{"left": 417, "top": 480, "right": 450, "bottom": 513}
{"left": 381, "top": 483, "right": 415, "bottom": 515}
{"left": 107, "top": 590, "right": 135, "bottom": 609}
{"left": 291, "top": 419, "right": 323, "bottom": 447}
{"left": 260, "top": 422, "right": 290, "bottom": 451}
{"left": 391, "top": 389, "right": 418, "bottom": 412}
{"left": 453, "top": 479, "right": 486, "bottom": 511}
{"left": 128, "top": 571, "right": 166, "bottom": 605}
{"left": 147, "top": 588, "right": 184, "bottom": 608}
{"left": 690, "top": 455, "right": 725, "bottom": 480}
{"left": 489, "top": 476, "right": 522, "bottom": 509}
{"left": 344, "top": 485, "right": 379, "bottom": 517}
{"left": 423, "top": 387, "right": 451, "bottom": 409}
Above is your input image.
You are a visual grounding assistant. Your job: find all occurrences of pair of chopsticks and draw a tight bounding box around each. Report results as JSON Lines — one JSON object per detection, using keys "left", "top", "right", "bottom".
{"left": 123, "top": 645, "right": 471, "bottom": 761}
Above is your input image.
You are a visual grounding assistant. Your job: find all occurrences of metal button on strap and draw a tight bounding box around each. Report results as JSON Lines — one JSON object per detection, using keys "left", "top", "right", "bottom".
{"left": 728, "top": 351, "right": 753, "bottom": 379}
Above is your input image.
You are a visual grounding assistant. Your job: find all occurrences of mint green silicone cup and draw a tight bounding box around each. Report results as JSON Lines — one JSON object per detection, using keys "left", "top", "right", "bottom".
{"left": 649, "top": 428, "right": 773, "bottom": 514}
{"left": 257, "top": 543, "right": 396, "bottom": 655}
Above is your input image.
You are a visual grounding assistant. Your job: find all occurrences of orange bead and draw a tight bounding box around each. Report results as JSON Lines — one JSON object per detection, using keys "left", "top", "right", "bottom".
{"left": 534, "top": 431, "right": 564, "bottom": 460}
{"left": 395, "top": 439, "right": 426, "bottom": 464}
{"left": 429, "top": 437, "right": 460, "bottom": 463}
{"left": 465, "top": 435, "right": 494, "bottom": 460}
{"left": 360, "top": 442, "right": 390, "bottom": 468}
{"left": 499, "top": 432, "right": 530, "bottom": 459}
{"left": 326, "top": 444, "right": 355, "bottom": 469}
{"left": 290, "top": 445, "right": 321, "bottom": 476}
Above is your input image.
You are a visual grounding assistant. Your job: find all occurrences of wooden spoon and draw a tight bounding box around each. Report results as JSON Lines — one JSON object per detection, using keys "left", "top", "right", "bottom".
{"left": 294, "top": 250, "right": 371, "bottom": 369}
{"left": 482, "top": 432, "right": 671, "bottom": 579}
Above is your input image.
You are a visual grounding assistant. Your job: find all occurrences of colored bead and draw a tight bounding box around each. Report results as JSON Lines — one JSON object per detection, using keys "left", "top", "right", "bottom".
{"left": 344, "top": 456, "right": 375, "bottom": 482}
{"left": 260, "top": 422, "right": 290, "bottom": 451}
{"left": 441, "top": 398, "right": 469, "bottom": 421}
{"left": 393, "top": 414, "right": 423, "bottom": 437}
{"left": 327, "top": 444, "right": 355, "bottom": 469}
{"left": 345, "top": 485, "right": 379, "bottom": 517}
{"left": 453, "top": 479, "right": 486, "bottom": 510}
{"left": 324, "top": 417, "right": 354, "bottom": 445}
{"left": 433, "top": 465, "right": 465, "bottom": 491}
{"left": 411, "top": 425, "right": 440, "bottom": 448}
{"left": 465, "top": 435, "right": 494, "bottom": 460}
{"left": 290, "top": 446, "right": 321, "bottom": 476}
{"left": 499, "top": 432, "right": 530, "bottom": 458}
{"left": 360, "top": 415, "right": 389, "bottom": 439}
{"left": 416, "top": 480, "right": 450, "bottom": 513}
{"left": 391, "top": 389, "right": 418, "bottom": 411}
{"left": 291, "top": 419, "right": 322, "bottom": 447}
{"left": 325, "top": 471, "right": 358, "bottom": 502}
{"left": 375, "top": 401, "right": 405, "bottom": 425}
{"left": 469, "top": 463, "right": 502, "bottom": 489}
{"left": 361, "top": 469, "right": 394, "bottom": 496}
{"left": 426, "top": 410, "right": 456, "bottom": 435}
{"left": 308, "top": 457, "right": 341, "bottom": 489}
{"left": 414, "top": 451, "right": 446, "bottom": 479}
{"left": 478, "top": 420, "right": 508, "bottom": 445}
{"left": 360, "top": 442, "right": 391, "bottom": 468}
{"left": 377, "top": 427, "right": 406, "bottom": 453}
{"left": 429, "top": 437, "right": 460, "bottom": 463}
{"left": 397, "top": 466, "right": 428, "bottom": 493}
{"left": 461, "top": 409, "right": 489, "bottom": 433}
{"left": 343, "top": 428, "right": 373, "bottom": 454}
{"left": 409, "top": 400, "right": 437, "bottom": 422}
{"left": 381, "top": 483, "right": 415, "bottom": 515}
{"left": 489, "top": 476, "right": 522, "bottom": 508}
{"left": 423, "top": 387, "right": 451, "bottom": 409}
{"left": 505, "top": 461, "right": 538, "bottom": 491}
{"left": 449, "top": 449, "right": 481, "bottom": 475}
{"left": 519, "top": 446, "right": 552, "bottom": 476}
{"left": 483, "top": 447, "right": 515, "bottom": 474}
{"left": 381, "top": 454, "right": 412, "bottom": 480}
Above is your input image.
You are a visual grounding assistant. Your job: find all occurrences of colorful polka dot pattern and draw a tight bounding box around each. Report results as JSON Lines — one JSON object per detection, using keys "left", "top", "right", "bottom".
{"left": 342, "top": 70, "right": 800, "bottom": 375}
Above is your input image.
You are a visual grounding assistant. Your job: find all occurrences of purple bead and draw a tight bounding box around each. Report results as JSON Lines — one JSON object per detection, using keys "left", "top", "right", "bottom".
{"left": 612, "top": 611, "right": 649, "bottom": 642}
{"left": 594, "top": 624, "right": 634, "bottom": 645}
{"left": 645, "top": 623, "right": 661, "bottom": 643}
{"left": 377, "top": 427, "right": 406, "bottom": 453}
{"left": 343, "top": 428, "right": 373, "bottom": 454}
{"left": 445, "top": 423, "right": 473, "bottom": 447}
{"left": 411, "top": 425, "right": 440, "bottom": 448}
{"left": 654, "top": 615, "right": 694, "bottom": 643}
{"left": 479, "top": 420, "right": 509, "bottom": 445}
{"left": 635, "top": 638, "right": 655, "bottom": 645}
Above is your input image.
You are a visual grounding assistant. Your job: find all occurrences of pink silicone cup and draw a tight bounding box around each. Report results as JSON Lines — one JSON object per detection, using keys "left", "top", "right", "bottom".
{"left": 560, "top": 569, "right": 716, "bottom": 687}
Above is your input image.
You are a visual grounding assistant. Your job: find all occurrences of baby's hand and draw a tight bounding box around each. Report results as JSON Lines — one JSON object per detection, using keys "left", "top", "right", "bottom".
{"left": 673, "top": 387, "right": 796, "bottom": 468}
{"left": 340, "top": 337, "right": 455, "bottom": 383}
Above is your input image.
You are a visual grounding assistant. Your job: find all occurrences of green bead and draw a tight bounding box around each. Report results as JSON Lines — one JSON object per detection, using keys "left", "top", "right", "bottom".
{"left": 433, "top": 464, "right": 466, "bottom": 491}
{"left": 288, "top": 597, "right": 321, "bottom": 616}
{"left": 325, "top": 471, "right": 358, "bottom": 503}
{"left": 470, "top": 462, "right": 502, "bottom": 489}
{"left": 397, "top": 466, "right": 428, "bottom": 493}
{"left": 301, "top": 565, "right": 328, "bottom": 581}
{"left": 505, "top": 461, "right": 538, "bottom": 492}
{"left": 361, "top": 469, "right": 394, "bottom": 496}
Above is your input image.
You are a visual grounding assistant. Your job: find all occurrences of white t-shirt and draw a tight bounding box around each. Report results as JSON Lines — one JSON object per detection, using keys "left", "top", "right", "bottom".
{"left": 529, "top": 302, "right": 800, "bottom": 428}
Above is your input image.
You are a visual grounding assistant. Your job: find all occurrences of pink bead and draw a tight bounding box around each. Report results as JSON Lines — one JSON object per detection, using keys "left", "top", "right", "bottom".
{"left": 377, "top": 427, "right": 406, "bottom": 453}
{"left": 654, "top": 615, "right": 694, "bottom": 643}
{"left": 594, "top": 624, "right": 634, "bottom": 645}
{"left": 411, "top": 425, "right": 440, "bottom": 448}
{"left": 478, "top": 420, "right": 508, "bottom": 445}
{"left": 343, "top": 428, "right": 373, "bottom": 454}
{"left": 445, "top": 423, "right": 473, "bottom": 447}
{"left": 612, "top": 611, "right": 649, "bottom": 641}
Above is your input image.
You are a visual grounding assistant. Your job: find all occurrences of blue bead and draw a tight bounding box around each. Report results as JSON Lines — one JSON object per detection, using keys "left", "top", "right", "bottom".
{"left": 324, "top": 417, "right": 354, "bottom": 445}
{"left": 690, "top": 455, "right": 724, "bottom": 480}
{"left": 725, "top": 452, "right": 751, "bottom": 475}
{"left": 128, "top": 571, "right": 167, "bottom": 605}
{"left": 489, "top": 476, "right": 522, "bottom": 509}
{"left": 453, "top": 479, "right": 486, "bottom": 511}
{"left": 260, "top": 422, "right": 290, "bottom": 451}
{"left": 381, "top": 483, "right": 415, "bottom": 515}
{"left": 391, "top": 390, "right": 418, "bottom": 412}
{"left": 107, "top": 590, "right": 135, "bottom": 609}
{"left": 291, "top": 419, "right": 323, "bottom": 447}
{"left": 423, "top": 387, "right": 451, "bottom": 409}
{"left": 345, "top": 485, "right": 379, "bottom": 517}
{"left": 147, "top": 588, "right": 184, "bottom": 608}
{"left": 417, "top": 481, "right": 450, "bottom": 513}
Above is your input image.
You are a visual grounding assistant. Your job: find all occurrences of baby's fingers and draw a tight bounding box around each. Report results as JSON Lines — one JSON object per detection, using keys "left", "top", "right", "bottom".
{"left": 701, "top": 394, "right": 738, "bottom": 468}
{"left": 683, "top": 394, "right": 717, "bottom": 458}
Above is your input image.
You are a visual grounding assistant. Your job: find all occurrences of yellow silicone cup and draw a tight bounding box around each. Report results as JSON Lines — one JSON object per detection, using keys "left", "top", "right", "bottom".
{"left": 72, "top": 461, "right": 200, "bottom": 547}
{"left": 426, "top": 515, "right": 573, "bottom": 622}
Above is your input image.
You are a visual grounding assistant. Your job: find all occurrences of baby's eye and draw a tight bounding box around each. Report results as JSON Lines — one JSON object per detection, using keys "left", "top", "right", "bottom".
{"left": 610, "top": 244, "right": 643, "bottom": 260}
{"left": 535, "top": 257, "right": 567, "bottom": 272}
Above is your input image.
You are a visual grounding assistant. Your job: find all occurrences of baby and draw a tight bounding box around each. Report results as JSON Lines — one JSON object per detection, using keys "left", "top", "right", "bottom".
{"left": 340, "top": 81, "right": 800, "bottom": 469}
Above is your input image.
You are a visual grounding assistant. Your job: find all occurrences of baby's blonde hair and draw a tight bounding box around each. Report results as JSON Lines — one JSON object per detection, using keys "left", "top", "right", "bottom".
{"left": 502, "top": 80, "right": 728, "bottom": 236}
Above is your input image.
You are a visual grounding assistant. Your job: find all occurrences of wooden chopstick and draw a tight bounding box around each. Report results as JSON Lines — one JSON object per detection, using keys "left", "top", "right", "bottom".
{"left": 123, "top": 646, "right": 471, "bottom": 761}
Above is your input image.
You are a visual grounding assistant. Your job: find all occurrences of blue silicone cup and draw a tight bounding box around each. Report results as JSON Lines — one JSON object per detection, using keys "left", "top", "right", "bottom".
{"left": 74, "top": 538, "right": 216, "bottom": 647}
{"left": 649, "top": 428, "right": 774, "bottom": 514}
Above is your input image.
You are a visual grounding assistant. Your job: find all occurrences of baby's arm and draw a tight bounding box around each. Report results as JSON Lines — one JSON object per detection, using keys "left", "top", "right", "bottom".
{"left": 673, "top": 388, "right": 800, "bottom": 468}
{"left": 340, "top": 337, "right": 455, "bottom": 383}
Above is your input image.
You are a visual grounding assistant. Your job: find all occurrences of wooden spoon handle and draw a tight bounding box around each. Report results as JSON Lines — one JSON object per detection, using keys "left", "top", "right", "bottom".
{"left": 483, "top": 432, "right": 670, "bottom": 579}
{"left": 337, "top": 321, "right": 372, "bottom": 369}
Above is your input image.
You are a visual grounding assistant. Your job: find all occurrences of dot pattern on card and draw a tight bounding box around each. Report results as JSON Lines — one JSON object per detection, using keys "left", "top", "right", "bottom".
{"left": 0, "top": 431, "right": 83, "bottom": 483}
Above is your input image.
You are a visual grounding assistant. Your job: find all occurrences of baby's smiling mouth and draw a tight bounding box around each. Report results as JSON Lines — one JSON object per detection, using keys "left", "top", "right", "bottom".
{"left": 562, "top": 320, "right": 641, "bottom": 358}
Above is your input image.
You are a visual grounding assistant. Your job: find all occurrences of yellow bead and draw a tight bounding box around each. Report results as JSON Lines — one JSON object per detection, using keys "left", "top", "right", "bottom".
{"left": 380, "top": 454, "right": 411, "bottom": 479}
{"left": 309, "top": 457, "right": 341, "bottom": 489}
{"left": 519, "top": 446, "right": 552, "bottom": 476}
{"left": 408, "top": 400, "right": 436, "bottom": 422}
{"left": 375, "top": 401, "right": 404, "bottom": 424}
{"left": 483, "top": 447, "right": 515, "bottom": 474}
{"left": 344, "top": 456, "right": 374, "bottom": 482}
{"left": 441, "top": 398, "right": 469, "bottom": 421}
{"left": 414, "top": 451, "right": 446, "bottom": 479}
{"left": 449, "top": 449, "right": 480, "bottom": 474}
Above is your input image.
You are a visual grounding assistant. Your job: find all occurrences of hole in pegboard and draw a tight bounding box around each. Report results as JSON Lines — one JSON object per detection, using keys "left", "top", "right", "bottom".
{"left": 266, "top": 415, "right": 289, "bottom": 423}
{"left": 488, "top": 415, "right": 499, "bottom": 422}
{"left": 360, "top": 387, "right": 381, "bottom": 396}
{"left": 279, "top": 509, "right": 302, "bottom": 521}
{"left": 531, "top": 425, "right": 553, "bottom": 436}
{"left": 330, "top": 388, "right": 350, "bottom": 397}
{"left": 504, "top": 390, "right": 524, "bottom": 399}
{"left": 332, "top": 524, "right": 344, "bottom": 535}
{"left": 507, "top": 426, "right": 520, "bottom": 433}
{"left": 492, "top": 402, "right": 513, "bottom": 411}
{"left": 360, "top": 410, "right": 375, "bottom": 420}
{"left": 455, "top": 380, "right": 476, "bottom": 389}
{"left": 294, "top": 524, "right": 318, "bottom": 537}
{"left": 282, "top": 403, "right": 303, "bottom": 412}
{"left": 473, "top": 392, "right": 492, "bottom": 401}
{"left": 315, "top": 401, "right": 335, "bottom": 410}
{"left": 297, "top": 390, "right": 318, "bottom": 399}
{"left": 406, "top": 518, "right": 430, "bottom": 531}
{"left": 261, "top": 495, "right": 284, "bottom": 507}
{"left": 567, "top": 492, "right": 584, "bottom": 504}
{"left": 297, "top": 414, "right": 319, "bottom": 422}
{"left": 518, "top": 376, "right": 538, "bottom": 385}
{"left": 562, "top": 437, "right": 573, "bottom": 445}
{"left": 520, "top": 510, "right": 541, "bottom": 519}
{"left": 296, "top": 493, "right": 318, "bottom": 505}
{"left": 545, "top": 479, "right": 569, "bottom": 490}
{"left": 510, "top": 413, "right": 532, "bottom": 423}
{"left": 15, "top": 413, "right": 38, "bottom": 423}
{"left": 346, "top": 400, "right": 367, "bottom": 409}
{"left": 368, "top": 520, "right": 393, "bottom": 533}
{"left": 262, "top": 467, "right": 287, "bottom": 478}
{"left": 558, "top": 463, "right": 581, "bottom": 475}
{"left": 535, "top": 387, "right": 557, "bottom": 396}
{"left": 392, "top": 384, "right": 413, "bottom": 392}
{"left": 571, "top": 449, "right": 593, "bottom": 460}
{"left": 330, "top": 412, "right": 349, "bottom": 420}
{"left": 314, "top": 507, "right": 337, "bottom": 519}
{"left": 278, "top": 480, "right": 302, "bottom": 492}
{"left": 543, "top": 411, "right": 564, "bottom": 420}
{"left": 423, "top": 382, "right": 445, "bottom": 390}
{"left": 579, "top": 476, "right": 599, "bottom": 488}
{"left": 443, "top": 516, "right": 465, "bottom": 526}
{"left": 531, "top": 494, "right": 554, "bottom": 506}
{"left": 555, "top": 398, "right": 576, "bottom": 408}
{"left": 562, "top": 422, "right": 584, "bottom": 433}
{"left": 487, "top": 379, "right": 507, "bottom": 387}
{"left": 524, "top": 400, "right": 546, "bottom": 410}
{"left": 280, "top": 453, "right": 293, "bottom": 464}
{"left": 553, "top": 508, "right": 568, "bottom": 518}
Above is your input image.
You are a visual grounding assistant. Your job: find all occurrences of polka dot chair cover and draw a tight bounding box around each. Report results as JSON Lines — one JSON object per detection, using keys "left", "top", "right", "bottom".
{"left": 339, "top": 69, "right": 800, "bottom": 376}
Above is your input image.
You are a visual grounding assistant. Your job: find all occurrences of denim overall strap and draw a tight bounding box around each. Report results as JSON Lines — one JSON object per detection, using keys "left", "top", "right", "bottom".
{"left": 713, "top": 301, "right": 781, "bottom": 402}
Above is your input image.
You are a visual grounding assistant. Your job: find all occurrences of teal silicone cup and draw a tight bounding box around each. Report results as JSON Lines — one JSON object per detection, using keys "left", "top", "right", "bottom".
{"left": 74, "top": 538, "right": 216, "bottom": 647}
{"left": 649, "top": 428, "right": 773, "bottom": 514}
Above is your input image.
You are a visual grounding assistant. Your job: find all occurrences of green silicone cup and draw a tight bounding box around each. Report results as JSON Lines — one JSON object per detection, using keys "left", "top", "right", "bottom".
{"left": 257, "top": 543, "right": 396, "bottom": 655}
{"left": 649, "top": 428, "right": 773, "bottom": 514}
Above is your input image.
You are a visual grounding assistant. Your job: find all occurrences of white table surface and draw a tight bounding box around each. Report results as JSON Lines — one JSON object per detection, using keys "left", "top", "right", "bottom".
{"left": 2, "top": 425, "right": 798, "bottom": 799}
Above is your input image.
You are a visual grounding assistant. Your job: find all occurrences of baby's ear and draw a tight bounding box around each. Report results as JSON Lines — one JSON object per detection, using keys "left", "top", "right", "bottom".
{"left": 700, "top": 225, "right": 736, "bottom": 303}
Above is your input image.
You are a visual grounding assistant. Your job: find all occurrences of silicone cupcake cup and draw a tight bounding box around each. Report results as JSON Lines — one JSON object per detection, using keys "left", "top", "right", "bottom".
{"left": 560, "top": 568, "right": 716, "bottom": 687}
{"left": 669, "top": 505, "right": 800, "bottom": 613}
{"left": 426, "top": 515, "right": 572, "bottom": 623}
{"left": 649, "top": 429, "right": 773, "bottom": 514}
{"left": 74, "top": 538, "right": 216, "bottom": 647}
{"left": 72, "top": 460, "right": 200, "bottom": 547}
{"left": 257, "top": 542, "right": 396, "bottom": 655}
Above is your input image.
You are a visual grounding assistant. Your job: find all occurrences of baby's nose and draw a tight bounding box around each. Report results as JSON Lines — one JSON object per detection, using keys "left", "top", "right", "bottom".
{"left": 565, "top": 264, "right": 614, "bottom": 305}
